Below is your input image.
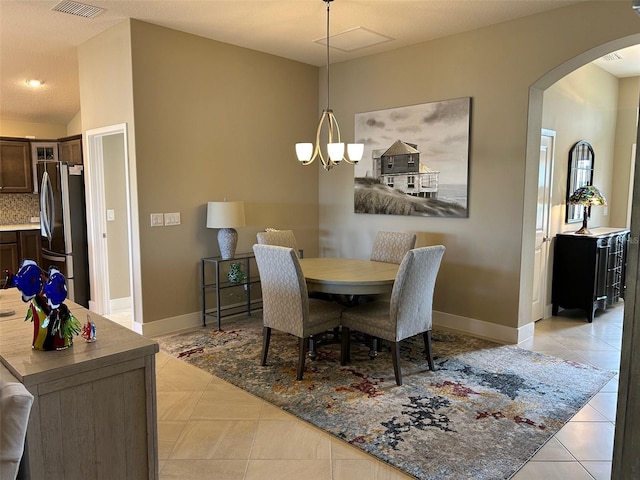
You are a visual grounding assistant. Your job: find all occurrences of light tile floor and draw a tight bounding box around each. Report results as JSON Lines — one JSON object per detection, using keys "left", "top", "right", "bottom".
{"left": 154, "top": 303, "right": 623, "bottom": 480}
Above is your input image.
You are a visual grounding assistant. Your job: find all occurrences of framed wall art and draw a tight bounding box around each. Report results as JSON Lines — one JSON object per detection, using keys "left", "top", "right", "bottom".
{"left": 354, "top": 97, "right": 471, "bottom": 217}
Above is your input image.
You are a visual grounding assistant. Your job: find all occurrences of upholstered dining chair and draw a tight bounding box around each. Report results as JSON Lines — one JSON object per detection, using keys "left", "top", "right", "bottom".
{"left": 370, "top": 231, "right": 417, "bottom": 264}
{"left": 253, "top": 244, "right": 343, "bottom": 380}
{"left": 256, "top": 229, "right": 303, "bottom": 258}
{"left": 341, "top": 245, "right": 446, "bottom": 386}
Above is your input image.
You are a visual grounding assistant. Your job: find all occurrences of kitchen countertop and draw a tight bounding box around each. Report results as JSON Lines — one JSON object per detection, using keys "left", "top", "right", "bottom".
{"left": 0, "top": 223, "right": 40, "bottom": 232}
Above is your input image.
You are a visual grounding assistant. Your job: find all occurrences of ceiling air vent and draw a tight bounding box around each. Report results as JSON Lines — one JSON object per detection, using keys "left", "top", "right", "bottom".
{"left": 51, "top": 1, "right": 104, "bottom": 18}
{"left": 601, "top": 52, "right": 623, "bottom": 61}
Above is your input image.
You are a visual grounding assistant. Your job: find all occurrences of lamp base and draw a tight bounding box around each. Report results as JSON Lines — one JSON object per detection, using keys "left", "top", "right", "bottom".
{"left": 574, "top": 226, "right": 592, "bottom": 235}
{"left": 575, "top": 210, "right": 591, "bottom": 235}
{"left": 218, "top": 228, "right": 238, "bottom": 259}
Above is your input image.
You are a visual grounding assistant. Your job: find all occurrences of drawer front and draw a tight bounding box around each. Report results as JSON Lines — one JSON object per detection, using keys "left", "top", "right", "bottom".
{"left": 0, "top": 232, "right": 18, "bottom": 243}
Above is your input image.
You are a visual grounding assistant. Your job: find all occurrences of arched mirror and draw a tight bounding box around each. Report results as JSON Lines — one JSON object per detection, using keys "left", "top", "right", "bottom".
{"left": 566, "top": 140, "right": 595, "bottom": 223}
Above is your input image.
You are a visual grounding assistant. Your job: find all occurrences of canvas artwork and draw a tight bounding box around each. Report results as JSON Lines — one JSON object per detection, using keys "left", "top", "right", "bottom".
{"left": 354, "top": 97, "right": 471, "bottom": 217}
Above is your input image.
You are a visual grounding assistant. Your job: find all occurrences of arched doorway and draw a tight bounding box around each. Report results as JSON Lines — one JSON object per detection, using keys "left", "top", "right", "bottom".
{"left": 523, "top": 34, "right": 640, "bottom": 478}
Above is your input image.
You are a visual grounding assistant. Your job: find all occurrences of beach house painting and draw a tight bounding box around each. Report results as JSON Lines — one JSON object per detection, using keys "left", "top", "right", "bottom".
{"left": 354, "top": 97, "right": 470, "bottom": 217}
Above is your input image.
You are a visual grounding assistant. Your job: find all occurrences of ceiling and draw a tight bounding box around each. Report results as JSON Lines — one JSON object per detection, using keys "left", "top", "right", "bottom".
{"left": 1, "top": 0, "right": 638, "bottom": 127}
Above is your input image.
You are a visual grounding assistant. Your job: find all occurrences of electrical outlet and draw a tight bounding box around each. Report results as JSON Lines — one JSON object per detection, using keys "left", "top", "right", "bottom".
{"left": 164, "top": 212, "right": 181, "bottom": 226}
{"left": 150, "top": 213, "right": 164, "bottom": 227}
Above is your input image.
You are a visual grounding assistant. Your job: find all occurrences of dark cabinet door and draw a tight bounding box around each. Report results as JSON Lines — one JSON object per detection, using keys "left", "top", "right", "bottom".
{"left": 0, "top": 140, "right": 32, "bottom": 193}
{"left": 19, "top": 230, "right": 42, "bottom": 266}
{"left": 59, "top": 137, "right": 83, "bottom": 165}
{"left": 0, "top": 243, "right": 19, "bottom": 277}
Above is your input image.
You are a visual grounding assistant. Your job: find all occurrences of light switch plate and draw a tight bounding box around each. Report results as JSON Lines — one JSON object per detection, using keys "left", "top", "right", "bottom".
{"left": 107, "top": 209, "right": 115, "bottom": 221}
{"left": 164, "top": 212, "right": 181, "bottom": 226}
{"left": 151, "top": 213, "right": 164, "bottom": 227}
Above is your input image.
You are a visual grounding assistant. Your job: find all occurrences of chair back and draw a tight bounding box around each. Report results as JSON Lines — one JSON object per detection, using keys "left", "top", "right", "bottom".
{"left": 390, "top": 245, "right": 445, "bottom": 340}
{"left": 257, "top": 230, "right": 298, "bottom": 250}
{"left": 253, "top": 244, "right": 309, "bottom": 338}
{"left": 370, "top": 231, "right": 417, "bottom": 264}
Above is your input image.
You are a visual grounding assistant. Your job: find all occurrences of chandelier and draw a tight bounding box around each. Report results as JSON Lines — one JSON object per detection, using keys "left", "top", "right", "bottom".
{"left": 296, "top": 0, "right": 364, "bottom": 171}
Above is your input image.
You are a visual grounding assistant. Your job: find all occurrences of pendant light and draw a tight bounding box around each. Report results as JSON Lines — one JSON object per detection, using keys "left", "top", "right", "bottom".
{"left": 296, "top": 0, "right": 364, "bottom": 171}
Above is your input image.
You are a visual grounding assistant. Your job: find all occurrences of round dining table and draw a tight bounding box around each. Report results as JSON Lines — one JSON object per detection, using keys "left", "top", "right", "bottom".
{"left": 299, "top": 257, "right": 399, "bottom": 295}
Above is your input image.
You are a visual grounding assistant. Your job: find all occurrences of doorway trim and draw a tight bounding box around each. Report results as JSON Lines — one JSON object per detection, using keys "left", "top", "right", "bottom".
{"left": 85, "top": 123, "right": 143, "bottom": 333}
{"left": 531, "top": 129, "right": 555, "bottom": 322}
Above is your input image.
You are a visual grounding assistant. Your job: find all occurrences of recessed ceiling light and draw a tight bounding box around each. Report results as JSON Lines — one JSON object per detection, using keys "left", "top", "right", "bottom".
{"left": 25, "top": 79, "right": 44, "bottom": 87}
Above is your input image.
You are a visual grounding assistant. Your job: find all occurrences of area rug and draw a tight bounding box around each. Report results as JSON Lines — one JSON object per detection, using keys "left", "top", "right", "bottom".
{"left": 157, "top": 315, "right": 614, "bottom": 479}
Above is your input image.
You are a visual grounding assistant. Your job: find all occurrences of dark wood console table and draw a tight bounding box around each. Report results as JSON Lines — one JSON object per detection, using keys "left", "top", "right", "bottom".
{"left": 552, "top": 227, "right": 629, "bottom": 322}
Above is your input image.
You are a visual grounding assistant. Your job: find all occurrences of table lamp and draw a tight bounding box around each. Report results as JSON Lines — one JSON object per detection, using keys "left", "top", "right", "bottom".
{"left": 568, "top": 185, "right": 607, "bottom": 235}
{"left": 206, "top": 201, "right": 246, "bottom": 259}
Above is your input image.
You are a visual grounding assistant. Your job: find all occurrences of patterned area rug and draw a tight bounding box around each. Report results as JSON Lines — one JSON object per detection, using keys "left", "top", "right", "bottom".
{"left": 157, "top": 315, "right": 614, "bottom": 479}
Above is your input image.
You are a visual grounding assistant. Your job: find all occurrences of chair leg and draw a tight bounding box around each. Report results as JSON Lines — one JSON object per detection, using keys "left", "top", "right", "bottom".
{"left": 369, "top": 336, "right": 378, "bottom": 359}
{"left": 423, "top": 331, "right": 435, "bottom": 371}
{"left": 340, "top": 327, "right": 350, "bottom": 365}
{"left": 308, "top": 335, "right": 317, "bottom": 360}
{"left": 261, "top": 327, "right": 271, "bottom": 366}
{"left": 391, "top": 341, "right": 402, "bottom": 386}
{"left": 297, "top": 337, "right": 308, "bottom": 380}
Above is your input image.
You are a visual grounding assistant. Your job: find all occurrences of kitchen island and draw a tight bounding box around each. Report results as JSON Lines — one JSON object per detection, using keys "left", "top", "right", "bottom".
{"left": 0, "top": 287, "right": 159, "bottom": 479}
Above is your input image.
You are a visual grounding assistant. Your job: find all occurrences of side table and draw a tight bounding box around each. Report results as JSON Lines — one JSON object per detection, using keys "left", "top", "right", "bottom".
{"left": 201, "top": 253, "right": 262, "bottom": 329}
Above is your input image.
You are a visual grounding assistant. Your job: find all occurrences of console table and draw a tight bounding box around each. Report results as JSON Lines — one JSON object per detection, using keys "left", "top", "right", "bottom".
{"left": 0, "top": 288, "right": 159, "bottom": 479}
{"left": 201, "top": 253, "right": 262, "bottom": 329}
{"left": 552, "top": 227, "right": 629, "bottom": 322}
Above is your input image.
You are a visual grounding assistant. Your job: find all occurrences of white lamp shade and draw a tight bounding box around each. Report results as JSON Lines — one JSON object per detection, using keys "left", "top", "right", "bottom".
{"left": 327, "top": 142, "right": 344, "bottom": 162}
{"left": 296, "top": 143, "right": 313, "bottom": 162}
{"left": 347, "top": 143, "right": 364, "bottom": 161}
{"left": 206, "top": 201, "right": 246, "bottom": 229}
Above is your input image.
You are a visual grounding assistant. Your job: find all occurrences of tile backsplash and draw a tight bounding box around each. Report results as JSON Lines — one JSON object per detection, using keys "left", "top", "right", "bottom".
{"left": 0, "top": 194, "right": 40, "bottom": 225}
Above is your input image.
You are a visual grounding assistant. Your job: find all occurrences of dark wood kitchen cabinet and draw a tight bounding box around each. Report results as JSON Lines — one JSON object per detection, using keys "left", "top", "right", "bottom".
{"left": 19, "top": 229, "right": 41, "bottom": 266}
{"left": 552, "top": 227, "right": 629, "bottom": 322}
{"left": 0, "top": 139, "right": 32, "bottom": 193}
{"left": 0, "top": 230, "right": 41, "bottom": 278}
{"left": 58, "top": 135, "right": 83, "bottom": 165}
{"left": 0, "top": 232, "right": 19, "bottom": 277}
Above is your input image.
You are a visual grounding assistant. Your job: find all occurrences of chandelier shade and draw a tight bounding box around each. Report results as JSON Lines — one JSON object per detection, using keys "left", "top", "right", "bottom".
{"left": 296, "top": 0, "right": 363, "bottom": 171}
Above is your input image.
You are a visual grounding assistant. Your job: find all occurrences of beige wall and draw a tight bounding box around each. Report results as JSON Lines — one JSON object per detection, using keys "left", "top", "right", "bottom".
{"left": 126, "top": 20, "right": 318, "bottom": 323}
{"left": 0, "top": 119, "right": 67, "bottom": 139}
{"left": 66, "top": 111, "right": 82, "bottom": 136}
{"left": 321, "top": 1, "right": 640, "bottom": 330}
{"left": 612, "top": 76, "right": 640, "bottom": 228}
{"left": 542, "top": 63, "right": 621, "bottom": 235}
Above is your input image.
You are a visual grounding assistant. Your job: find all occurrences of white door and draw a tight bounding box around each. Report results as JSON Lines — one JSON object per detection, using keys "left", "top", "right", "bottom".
{"left": 532, "top": 129, "right": 555, "bottom": 322}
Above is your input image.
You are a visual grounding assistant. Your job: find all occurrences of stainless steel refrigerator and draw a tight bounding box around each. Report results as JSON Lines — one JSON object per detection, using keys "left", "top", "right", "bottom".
{"left": 37, "top": 161, "right": 90, "bottom": 307}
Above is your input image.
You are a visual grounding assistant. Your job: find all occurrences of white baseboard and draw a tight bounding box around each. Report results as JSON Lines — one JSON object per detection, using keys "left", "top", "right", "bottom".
{"left": 140, "top": 311, "right": 202, "bottom": 338}
{"left": 142, "top": 308, "right": 533, "bottom": 345}
{"left": 139, "top": 309, "right": 264, "bottom": 338}
{"left": 433, "top": 311, "right": 534, "bottom": 344}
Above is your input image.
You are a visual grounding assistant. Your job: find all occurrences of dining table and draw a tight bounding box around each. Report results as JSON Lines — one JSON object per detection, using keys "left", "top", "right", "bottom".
{"left": 299, "top": 257, "right": 399, "bottom": 296}
{"left": 298, "top": 257, "right": 399, "bottom": 359}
